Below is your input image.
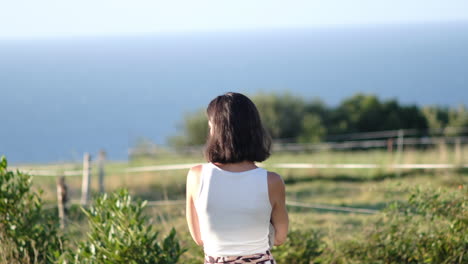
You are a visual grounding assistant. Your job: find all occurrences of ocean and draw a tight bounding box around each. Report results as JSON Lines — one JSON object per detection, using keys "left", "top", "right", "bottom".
{"left": 1, "top": 22, "right": 467, "bottom": 164}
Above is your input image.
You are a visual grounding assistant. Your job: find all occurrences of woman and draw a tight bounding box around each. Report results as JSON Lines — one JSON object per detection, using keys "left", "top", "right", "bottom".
{"left": 186, "top": 92, "right": 289, "bottom": 264}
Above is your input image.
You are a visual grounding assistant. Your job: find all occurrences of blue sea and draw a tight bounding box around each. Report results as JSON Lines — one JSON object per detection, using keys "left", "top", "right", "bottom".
{"left": 1, "top": 22, "right": 467, "bottom": 164}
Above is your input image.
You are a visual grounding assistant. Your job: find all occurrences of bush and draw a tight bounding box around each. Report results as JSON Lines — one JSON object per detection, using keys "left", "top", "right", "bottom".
{"left": 341, "top": 186, "right": 467, "bottom": 264}
{"left": 0, "top": 155, "right": 64, "bottom": 264}
{"left": 69, "top": 189, "right": 186, "bottom": 264}
{"left": 271, "top": 228, "right": 326, "bottom": 264}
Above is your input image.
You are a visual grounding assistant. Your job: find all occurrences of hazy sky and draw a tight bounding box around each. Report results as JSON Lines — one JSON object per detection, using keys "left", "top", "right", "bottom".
{"left": 1, "top": 0, "right": 468, "bottom": 39}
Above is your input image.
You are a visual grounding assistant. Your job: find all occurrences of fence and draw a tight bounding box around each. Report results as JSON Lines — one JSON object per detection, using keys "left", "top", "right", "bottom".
{"left": 15, "top": 158, "right": 468, "bottom": 228}
{"left": 11, "top": 127, "right": 468, "bottom": 229}
{"left": 129, "top": 127, "right": 468, "bottom": 157}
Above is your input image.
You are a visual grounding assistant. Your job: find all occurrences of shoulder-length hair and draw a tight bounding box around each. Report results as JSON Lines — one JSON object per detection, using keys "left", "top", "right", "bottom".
{"left": 204, "top": 92, "right": 271, "bottom": 163}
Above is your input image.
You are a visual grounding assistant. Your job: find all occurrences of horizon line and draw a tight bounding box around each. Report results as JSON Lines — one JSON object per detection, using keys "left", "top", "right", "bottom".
{"left": 1, "top": 19, "right": 467, "bottom": 42}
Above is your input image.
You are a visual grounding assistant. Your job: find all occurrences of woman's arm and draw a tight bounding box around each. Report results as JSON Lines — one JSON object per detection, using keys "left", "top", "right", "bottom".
{"left": 268, "top": 171, "right": 289, "bottom": 246}
{"left": 186, "top": 165, "right": 204, "bottom": 246}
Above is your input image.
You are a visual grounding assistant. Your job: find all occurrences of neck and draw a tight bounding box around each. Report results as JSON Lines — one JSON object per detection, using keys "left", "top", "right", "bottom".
{"left": 212, "top": 161, "right": 257, "bottom": 172}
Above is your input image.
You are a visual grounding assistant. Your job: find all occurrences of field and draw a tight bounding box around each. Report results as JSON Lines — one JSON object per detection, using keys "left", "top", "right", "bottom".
{"left": 12, "top": 146, "right": 468, "bottom": 263}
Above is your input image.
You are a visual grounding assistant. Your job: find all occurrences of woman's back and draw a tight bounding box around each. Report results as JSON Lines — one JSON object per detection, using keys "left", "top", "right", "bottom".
{"left": 185, "top": 92, "right": 288, "bottom": 263}
{"left": 195, "top": 162, "right": 272, "bottom": 256}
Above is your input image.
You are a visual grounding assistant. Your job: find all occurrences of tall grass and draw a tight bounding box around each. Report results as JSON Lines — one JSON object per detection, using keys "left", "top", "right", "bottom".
{"left": 8, "top": 147, "right": 468, "bottom": 263}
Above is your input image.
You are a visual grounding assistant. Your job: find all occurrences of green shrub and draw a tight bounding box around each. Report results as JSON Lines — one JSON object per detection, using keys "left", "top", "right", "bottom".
{"left": 271, "top": 228, "right": 326, "bottom": 264}
{"left": 0, "top": 155, "right": 63, "bottom": 264}
{"left": 70, "top": 189, "right": 186, "bottom": 264}
{"left": 341, "top": 186, "right": 467, "bottom": 264}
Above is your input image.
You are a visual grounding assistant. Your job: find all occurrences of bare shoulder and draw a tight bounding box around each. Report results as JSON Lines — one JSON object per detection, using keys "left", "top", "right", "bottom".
{"left": 267, "top": 171, "right": 285, "bottom": 187}
{"left": 189, "top": 164, "right": 203, "bottom": 174}
{"left": 186, "top": 164, "right": 203, "bottom": 200}
{"left": 187, "top": 165, "right": 203, "bottom": 187}
{"left": 267, "top": 171, "right": 285, "bottom": 207}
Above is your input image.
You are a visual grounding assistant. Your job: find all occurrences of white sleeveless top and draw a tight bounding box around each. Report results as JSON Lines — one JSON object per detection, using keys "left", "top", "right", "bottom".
{"left": 195, "top": 162, "right": 272, "bottom": 256}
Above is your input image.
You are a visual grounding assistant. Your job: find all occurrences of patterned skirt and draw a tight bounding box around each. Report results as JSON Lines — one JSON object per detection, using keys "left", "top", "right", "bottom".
{"left": 204, "top": 250, "right": 275, "bottom": 264}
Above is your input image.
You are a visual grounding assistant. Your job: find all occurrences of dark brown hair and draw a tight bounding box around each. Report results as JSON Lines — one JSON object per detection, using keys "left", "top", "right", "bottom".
{"left": 204, "top": 92, "right": 271, "bottom": 163}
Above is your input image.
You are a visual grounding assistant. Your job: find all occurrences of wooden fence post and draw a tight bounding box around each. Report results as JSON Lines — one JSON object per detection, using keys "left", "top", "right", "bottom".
{"left": 98, "top": 149, "right": 106, "bottom": 193}
{"left": 395, "top": 129, "right": 404, "bottom": 176}
{"left": 81, "top": 152, "right": 92, "bottom": 206}
{"left": 387, "top": 138, "right": 394, "bottom": 153}
{"left": 56, "top": 175, "right": 68, "bottom": 229}
{"left": 455, "top": 137, "right": 462, "bottom": 166}
{"left": 438, "top": 138, "right": 447, "bottom": 163}
{"left": 397, "top": 129, "right": 404, "bottom": 159}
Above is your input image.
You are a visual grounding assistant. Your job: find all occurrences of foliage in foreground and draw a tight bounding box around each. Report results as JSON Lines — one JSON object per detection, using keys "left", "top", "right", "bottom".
{"left": 0, "top": 155, "right": 186, "bottom": 264}
{"left": 0, "top": 155, "right": 63, "bottom": 264}
{"left": 271, "top": 229, "right": 325, "bottom": 264}
{"left": 340, "top": 186, "right": 467, "bottom": 264}
{"left": 67, "top": 189, "right": 187, "bottom": 264}
{"left": 2, "top": 153, "right": 467, "bottom": 264}
{"left": 251, "top": 185, "right": 467, "bottom": 264}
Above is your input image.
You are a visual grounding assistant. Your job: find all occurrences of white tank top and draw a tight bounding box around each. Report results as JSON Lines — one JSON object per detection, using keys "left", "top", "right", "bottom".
{"left": 195, "top": 162, "right": 272, "bottom": 256}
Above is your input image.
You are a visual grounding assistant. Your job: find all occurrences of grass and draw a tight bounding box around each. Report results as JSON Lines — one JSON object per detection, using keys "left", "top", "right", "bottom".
{"left": 15, "top": 147, "right": 468, "bottom": 261}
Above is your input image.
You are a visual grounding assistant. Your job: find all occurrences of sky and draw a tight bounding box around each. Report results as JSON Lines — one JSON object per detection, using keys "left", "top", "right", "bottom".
{"left": 1, "top": 0, "right": 468, "bottom": 39}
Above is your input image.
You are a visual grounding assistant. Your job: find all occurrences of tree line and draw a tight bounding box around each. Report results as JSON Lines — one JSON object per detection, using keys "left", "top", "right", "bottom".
{"left": 169, "top": 92, "right": 468, "bottom": 147}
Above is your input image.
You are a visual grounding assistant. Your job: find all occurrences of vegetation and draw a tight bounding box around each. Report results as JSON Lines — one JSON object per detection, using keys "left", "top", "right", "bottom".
{"left": 339, "top": 186, "right": 467, "bottom": 264}
{"left": 271, "top": 229, "right": 325, "bottom": 264}
{"left": 0, "top": 156, "right": 186, "bottom": 264}
{"left": 0, "top": 156, "right": 64, "bottom": 264}
{"left": 7, "top": 146, "right": 464, "bottom": 263}
{"left": 68, "top": 189, "right": 186, "bottom": 264}
{"left": 169, "top": 92, "right": 468, "bottom": 146}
